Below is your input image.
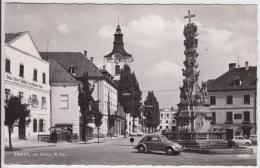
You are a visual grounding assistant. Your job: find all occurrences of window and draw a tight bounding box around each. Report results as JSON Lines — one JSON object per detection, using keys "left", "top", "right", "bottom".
{"left": 233, "top": 79, "right": 242, "bottom": 86}
{"left": 226, "top": 111, "right": 233, "bottom": 122}
{"left": 166, "top": 120, "right": 168, "bottom": 123}
{"left": 70, "top": 66, "right": 77, "bottom": 75}
{"left": 32, "top": 95, "right": 39, "bottom": 108}
{"left": 39, "top": 119, "right": 44, "bottom": 132}
{"left": 33, "top": 69, "right": 38, "bottom": 81}
{"left": 244, "top": 95, "right": 250, "bottom": 104}
{"left": 5, "top": 89, "right": 11, "bottom": 103}
{"left": 5, "top": 59, "right": 10, "bottom": 73}
{"left": 161, "top": 114, "right": 163, "bottom": 117}
{"left": 166, "top": 126, "right": 169, "bottom": 129}
{"left": 19, "top": 64, "right": 24, "bottom": 77}
{"left": 210, "top": 96, "right": 216, "bottom": 105}
{"left": 115, "top": 65, "right": 120, "bottom": 75}
{"left": 172, "top": 120, "right": 176, "bottom": 124}
{"left": 167, "top": 113, "right": 169, "bottom": 117}
{"left": 234, "top": 114, "right": 242, "bottom": 119}
{"left": 33, "top": 119, "right": 37, "bottom": 132}
{"left": 42, "top": 73, "right": 46, "bottom": 84}
{"left": 41, "top": 97, "right": 47, "bottom": 109}
{"left": 60, "top": 95, "right": 69, "bottom": 109}
{"left": 244, "top": 111, "right": 250, "bottom": 122}
{"left": 160, "top": 126, "right": 162, "bottom": 129}
{"left": 227, "top": 95, "right": 233, "bottom": 105}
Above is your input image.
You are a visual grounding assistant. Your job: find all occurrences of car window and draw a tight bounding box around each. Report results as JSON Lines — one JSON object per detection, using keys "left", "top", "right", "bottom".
{"left": 239, "top": 137, "right": 244, "bottom": 140}
{"left": 151, "top": 136, "right": 161, "bottom": 142}
{"left": 145, "top": 136, "right": 152, "bottom": 142}
{"left": 235, "top": 137, "right": 239, "bottom": 139}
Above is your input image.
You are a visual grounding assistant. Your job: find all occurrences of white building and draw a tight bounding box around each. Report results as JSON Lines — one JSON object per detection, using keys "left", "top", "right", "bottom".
{"left": 158, "top": 107, "right": 178, "bottom": 131}
{"left": 207, "top": 62, "right": 257, "bottom": 140}
{"left": 4, "top": 32, "right": 50, "bottom": 140}
{"left": 40, "top": 52, "right": 120, "bottom": 137}
{"left": 47, "top": 59, "right": 81, "bottom": 136}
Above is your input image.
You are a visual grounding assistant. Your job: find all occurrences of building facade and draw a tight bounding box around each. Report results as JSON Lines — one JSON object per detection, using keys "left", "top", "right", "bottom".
{"left": 207, "top": 62, "right": 257, "bottom": 140}
{"left": 158, "top": 107, "right": 178, "bottom": 131}
{"left": 40, "top": 52, "right": 120, "bottom": 137}
{"left": 4, "top": 32, "right": 51, "bottom": 140}
{"left": 48, "top": 59, "right": 81, "bottom": 136}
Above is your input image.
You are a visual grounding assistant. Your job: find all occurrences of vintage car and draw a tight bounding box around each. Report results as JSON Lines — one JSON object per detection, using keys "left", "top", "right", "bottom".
{"left": 134, "top": 134, "right": 183, "bottom": 155}
{"left": 232, "top": 136, "right": 252, "bottom": 146}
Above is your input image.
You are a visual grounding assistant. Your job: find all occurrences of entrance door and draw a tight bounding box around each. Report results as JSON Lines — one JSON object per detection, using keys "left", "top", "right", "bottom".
{"left": 18, "top": 120, "right": 26, "bottom": 139}
{"left": 226, "top": 129, "right": 233, "bottom": 141}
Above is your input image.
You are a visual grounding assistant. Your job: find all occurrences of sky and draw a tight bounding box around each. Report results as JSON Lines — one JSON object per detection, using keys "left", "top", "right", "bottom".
{"left": 5, "top": 3, "right": 257, "bottom": 108}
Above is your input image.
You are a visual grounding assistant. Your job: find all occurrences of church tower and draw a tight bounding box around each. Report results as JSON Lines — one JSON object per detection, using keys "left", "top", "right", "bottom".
{"left": 104, "top": 24, "right": 133, "bottom": 81}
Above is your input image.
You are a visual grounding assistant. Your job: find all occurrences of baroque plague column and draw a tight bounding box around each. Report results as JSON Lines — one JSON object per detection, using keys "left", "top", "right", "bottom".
{"left": 176, "top": 10, "right": 212, "bottom": 133}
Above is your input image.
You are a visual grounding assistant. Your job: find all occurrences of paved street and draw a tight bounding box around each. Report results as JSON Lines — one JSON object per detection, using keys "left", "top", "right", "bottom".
{"left": 5, "top": 137, "right": 257, "bottom": 166}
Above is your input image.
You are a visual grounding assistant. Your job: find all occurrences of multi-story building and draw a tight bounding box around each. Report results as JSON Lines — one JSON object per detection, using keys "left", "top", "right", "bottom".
{"left": 47, "top": 59, "right": 81, "bottom": 136}
{"left": 40, "top": 51, "right": 121, "bottom": 137}
{"left": 4, "top": 32, "right": 51, "bottom": 140}
{"left": 158, "top": 107, "right": 178, "bottom": 131}
{"left": 207, "top": 62, "right": 257, "bottom": 140}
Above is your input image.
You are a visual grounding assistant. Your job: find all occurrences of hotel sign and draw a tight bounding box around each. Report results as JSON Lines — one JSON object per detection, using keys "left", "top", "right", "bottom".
{"left": 6, "top": 74, "right": 43, "bottom": 89}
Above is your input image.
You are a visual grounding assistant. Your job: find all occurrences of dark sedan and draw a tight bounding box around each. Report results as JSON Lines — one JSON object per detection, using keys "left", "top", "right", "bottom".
{"left": 134, "top": 134, "right": 183, "bottom": 155}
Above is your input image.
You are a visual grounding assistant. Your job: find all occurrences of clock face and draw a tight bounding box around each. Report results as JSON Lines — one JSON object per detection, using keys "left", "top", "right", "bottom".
{"left": 113, "top": 53, "right": 122, "bottom": 62}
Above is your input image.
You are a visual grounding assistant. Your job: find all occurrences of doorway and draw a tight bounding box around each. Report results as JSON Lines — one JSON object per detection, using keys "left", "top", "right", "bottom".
{"left": 226, "top": 129, "right": 233, "bottom": 141}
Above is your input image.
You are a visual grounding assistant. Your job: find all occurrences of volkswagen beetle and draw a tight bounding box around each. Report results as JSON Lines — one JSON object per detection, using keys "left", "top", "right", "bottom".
{"left": 134, "top": 134, "right": 183, "bottom": 155}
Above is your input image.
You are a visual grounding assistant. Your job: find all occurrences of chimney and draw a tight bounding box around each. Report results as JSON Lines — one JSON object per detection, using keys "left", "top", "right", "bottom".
{"left": 90, "top": 57, "right": 94, "bottom": 62}
{"left": 245, "top": 61, "right": 249, "bottom": 70}
{"left": 84, "top": 50, "right": 87, "bottom": 57}
{"left": 229, "top": 63, "right": 236, "bottom": 70}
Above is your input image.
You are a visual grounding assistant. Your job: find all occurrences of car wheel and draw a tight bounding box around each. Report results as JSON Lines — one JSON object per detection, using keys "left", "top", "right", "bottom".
{"left": 165, "top": 147, "right": 173, "bottom": 155}
{"left": 245, "top": 142, "right": 251, "bottom": 146}
{"left": 138, "top": 145, "right": 145, "bottom": 153}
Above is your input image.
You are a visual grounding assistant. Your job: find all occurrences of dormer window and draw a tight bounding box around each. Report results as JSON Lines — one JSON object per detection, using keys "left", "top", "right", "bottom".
{"left": 115, "top": 65, "right": 120, "bottom": 75}
{"left": 233, "top": 79, "right": 243, "bottom": 86}
{"left": 70, "top": 66, "right": 77, "bottom": 76}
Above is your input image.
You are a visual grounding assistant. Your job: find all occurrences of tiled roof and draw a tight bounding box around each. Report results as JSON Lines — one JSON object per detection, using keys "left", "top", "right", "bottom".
{"left": 207, "top": 66, "right": 257, "bottom": 91}
{"left": 48, "top": 58, "right": 79, "bottom": 84}
{"left": 40, "top": 52, "right": 103, "bottom": 78}
{"left": 5, "top": 32, "right": 24, "bottom": 43}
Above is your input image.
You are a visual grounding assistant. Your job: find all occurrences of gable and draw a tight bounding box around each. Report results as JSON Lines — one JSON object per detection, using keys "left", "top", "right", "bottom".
{"left": 9, "top": 32, "right": 41, "bottom": 58}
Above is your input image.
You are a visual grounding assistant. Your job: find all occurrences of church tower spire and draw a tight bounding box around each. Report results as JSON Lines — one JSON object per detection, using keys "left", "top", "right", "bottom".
{"left": 104, "top": 22, "right": 133, "bottom": 81}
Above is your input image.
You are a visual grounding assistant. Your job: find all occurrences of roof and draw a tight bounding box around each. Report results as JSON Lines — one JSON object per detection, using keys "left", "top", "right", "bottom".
{"left": 207, "top": 66, "right": 257, "bottom": 91}
{"left": 48, "top": 58, "right": 79, "bottom": 84}
{"left": 104, "top": 25, "right": 133, "bottom": 60}
{"left": 40, "top": 52, "right": 118, "bottom": 88}
{"left": 5, "top": 32, "right": 25, "bottom": 43}
{"left": 40, "top": 52, "right": 103, "bottom": 78}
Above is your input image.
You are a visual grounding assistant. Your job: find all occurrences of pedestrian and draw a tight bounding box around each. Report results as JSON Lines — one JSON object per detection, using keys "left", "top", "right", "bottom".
{"left": 110, "top": 128, "right": 113, "bottom": 139}
{"left": 53, "top": 129, "right": 58, "bottom": 143}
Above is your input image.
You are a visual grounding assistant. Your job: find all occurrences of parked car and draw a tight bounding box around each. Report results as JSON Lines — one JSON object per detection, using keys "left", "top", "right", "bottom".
{"left": 136, "top": 131, "right": 145, "bottom": 136}
{"left": 129, "top": 131, "right": 138, "bottom": 136}
{"left": 134, "top": 134, "right": 183, "bottom": 155}
{"left": 249, "top": 135, "right": 257, "bottom": 145}
{"left": 232, "top": 136, "right": 252, "bottom": 146}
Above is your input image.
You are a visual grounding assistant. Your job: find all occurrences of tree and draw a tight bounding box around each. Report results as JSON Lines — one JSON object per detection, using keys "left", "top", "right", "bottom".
{"left": 5, "top": 96, "right": 30, "bottom": 149}
{"left": 93, "top": 101, "right": 103, "bottom": 143}
{"left": 144, "top": 91, "right": 160, "bottom": 133}
{"left": 131, "top": 72, "right": 142, "bottom": 131}
{"left": 118, "top": 64, "right": 133, "bottom": 135}
{"left": 78, "top": 72, "right": 95, "bottom": 142}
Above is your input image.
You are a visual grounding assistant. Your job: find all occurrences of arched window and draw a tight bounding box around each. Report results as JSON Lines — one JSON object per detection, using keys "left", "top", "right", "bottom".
{"left": 115, "top": 65, "right": 120, "bottom": 75}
